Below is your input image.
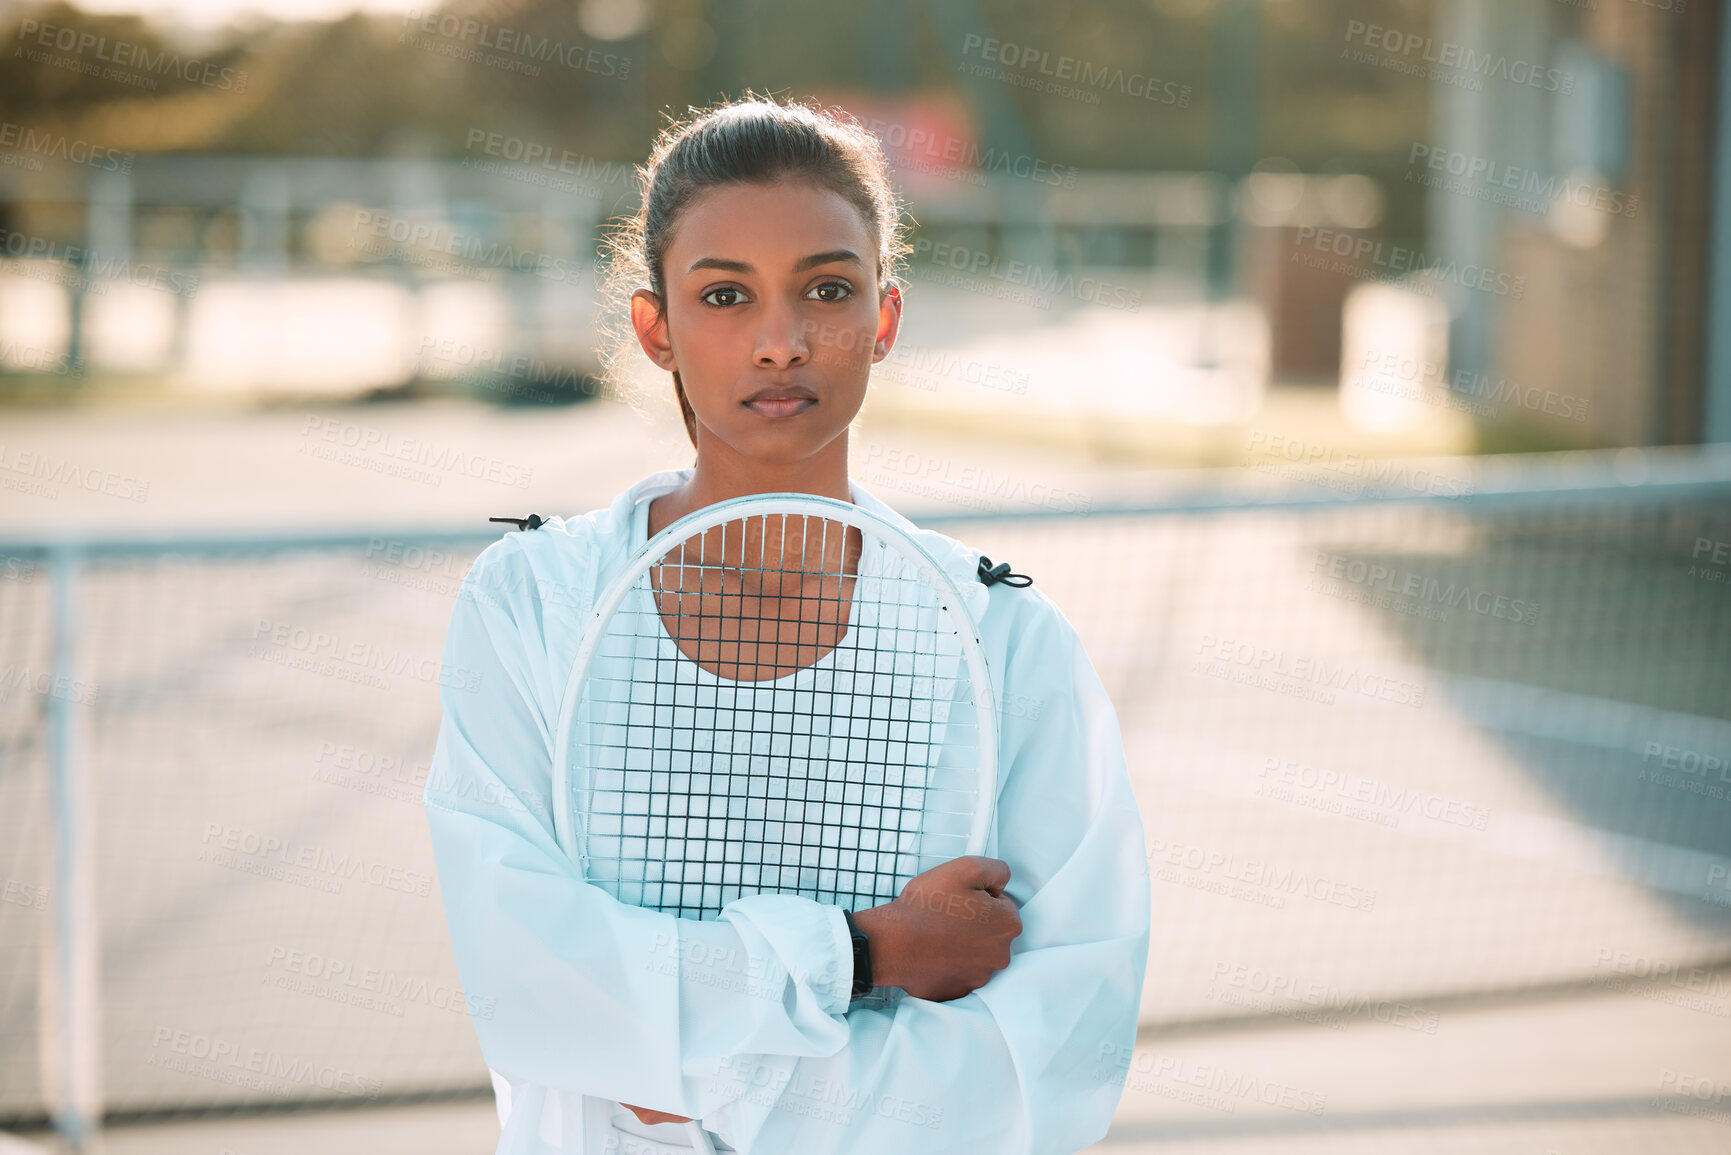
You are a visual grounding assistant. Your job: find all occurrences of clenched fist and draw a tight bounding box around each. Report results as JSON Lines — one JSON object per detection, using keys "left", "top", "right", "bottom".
{"left": 851, "top": 856, "right": 1022, "bottom": 1002}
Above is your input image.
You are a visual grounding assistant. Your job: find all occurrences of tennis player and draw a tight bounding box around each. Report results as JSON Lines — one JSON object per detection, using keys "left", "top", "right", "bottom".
{"left": 424, "top": 94, "right": 1150, "bottom": 1154}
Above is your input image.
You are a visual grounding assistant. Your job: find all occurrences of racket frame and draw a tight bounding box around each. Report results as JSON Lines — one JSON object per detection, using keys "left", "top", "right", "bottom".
{"left": 549, "top": 490, "right": 1000, "bottom": 887}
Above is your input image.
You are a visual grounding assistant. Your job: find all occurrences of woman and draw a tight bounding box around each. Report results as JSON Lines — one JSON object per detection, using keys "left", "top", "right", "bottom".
{"left": 424, "top": 93, "right": 1150, "bottom": 1154}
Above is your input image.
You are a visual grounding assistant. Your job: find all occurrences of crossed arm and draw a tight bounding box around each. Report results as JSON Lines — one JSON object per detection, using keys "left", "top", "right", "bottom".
{"left": 621, "top": 853, "right": 1023, "bottom": 1126}
{"left": 425, "top": 547, "right": 1151, "bottom": 1153}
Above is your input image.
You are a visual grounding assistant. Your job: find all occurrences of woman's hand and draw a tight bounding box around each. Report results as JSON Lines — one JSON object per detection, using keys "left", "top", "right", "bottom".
{"left": 851, "top": 855, "right": 1022, "bottom": 1002}
{"left": 622, "top": 1102, "right": 694, "bottom": 1126}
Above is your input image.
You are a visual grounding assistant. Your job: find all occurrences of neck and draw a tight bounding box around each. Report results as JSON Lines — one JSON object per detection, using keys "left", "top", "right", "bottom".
{"left": 648, "top": 430, "right": 857, "bottom": 571}
{"left": 665, "top": 431, "right": 852, "bottom": 516}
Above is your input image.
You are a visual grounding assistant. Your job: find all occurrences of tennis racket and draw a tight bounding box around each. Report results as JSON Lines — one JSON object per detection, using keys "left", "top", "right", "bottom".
{"left": 550, "top": 491, "right": 1000, "bottom": 1153}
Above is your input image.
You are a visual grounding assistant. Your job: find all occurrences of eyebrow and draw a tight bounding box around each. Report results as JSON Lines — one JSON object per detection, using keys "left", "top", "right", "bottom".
{"left": 685, "top": 249, "right": 863, "bottom": 276}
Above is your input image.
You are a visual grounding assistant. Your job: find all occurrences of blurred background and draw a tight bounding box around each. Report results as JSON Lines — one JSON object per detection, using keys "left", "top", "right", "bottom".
{"left": 1, "top": 0, "right": 1730, "bottom": 1151}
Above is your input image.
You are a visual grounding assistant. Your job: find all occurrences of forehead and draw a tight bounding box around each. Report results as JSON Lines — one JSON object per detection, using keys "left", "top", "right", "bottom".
{"left": 667, "top": 179, "right": 875, "bottom": 270}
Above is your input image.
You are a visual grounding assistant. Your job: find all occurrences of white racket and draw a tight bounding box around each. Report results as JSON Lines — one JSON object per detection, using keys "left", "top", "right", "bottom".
{"left": 550, "top": 492, "right": 1000, "bottom": 1151}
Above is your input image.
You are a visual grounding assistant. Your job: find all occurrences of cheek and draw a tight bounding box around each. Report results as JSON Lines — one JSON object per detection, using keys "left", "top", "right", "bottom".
{"left": 809, "top": 322, "right": 879, "bottom": 375}
{"left": 680, "top": 311, "right": 742, "bottom": 355}
{"left": 673, "top": 321, "right": 746, "bottom": 385}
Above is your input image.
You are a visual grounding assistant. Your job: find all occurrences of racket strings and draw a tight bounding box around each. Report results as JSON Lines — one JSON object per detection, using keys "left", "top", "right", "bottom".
{"left": 573, "top": 513, "right": 984, "bottom": 920}
{"left": 650, "top": 515, "right": 860, "bottom": 683}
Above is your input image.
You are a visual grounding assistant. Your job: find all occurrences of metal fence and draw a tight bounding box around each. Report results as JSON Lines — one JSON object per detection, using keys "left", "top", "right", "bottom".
{"left": 3, "top": 446, "right": 1730, "bottom": 1145}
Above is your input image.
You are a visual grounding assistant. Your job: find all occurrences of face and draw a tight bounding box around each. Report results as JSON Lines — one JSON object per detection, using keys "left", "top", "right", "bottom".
{"left": 630, "top": 178, "right": 901, "bottom": 466}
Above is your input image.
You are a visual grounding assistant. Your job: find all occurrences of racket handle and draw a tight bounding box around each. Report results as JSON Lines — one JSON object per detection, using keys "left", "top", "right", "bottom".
{"left": 685, "top": 1119, "right": 719, "bottom": 1154}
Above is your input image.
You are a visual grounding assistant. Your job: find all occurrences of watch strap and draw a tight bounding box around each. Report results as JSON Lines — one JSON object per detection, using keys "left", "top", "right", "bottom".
{"left": 842, "top": 909, "right": 873, "bottom": 1001}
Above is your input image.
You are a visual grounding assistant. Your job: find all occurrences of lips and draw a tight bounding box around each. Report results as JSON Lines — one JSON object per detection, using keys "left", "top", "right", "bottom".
{"left": 743, "top": 387, "right": 816, "bottom": 418}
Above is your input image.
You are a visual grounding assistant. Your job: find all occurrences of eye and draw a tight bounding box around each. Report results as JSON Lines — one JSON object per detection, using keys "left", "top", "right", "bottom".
{"left": 700, "top": 285, "right": 745, "bottom": 308}
{"left": 808, "top": 280, "right": 853, "bottom": 303}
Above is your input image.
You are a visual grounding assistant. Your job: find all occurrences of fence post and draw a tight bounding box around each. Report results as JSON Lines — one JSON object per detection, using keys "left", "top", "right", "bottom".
{"left": 43, "top": 545, "right": 100, "bottom": 1149}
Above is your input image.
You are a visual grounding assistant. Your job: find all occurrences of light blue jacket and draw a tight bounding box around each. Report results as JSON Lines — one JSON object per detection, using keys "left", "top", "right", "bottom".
{"left": 424, "top": 467, "right": 1150, "bottom": 1154}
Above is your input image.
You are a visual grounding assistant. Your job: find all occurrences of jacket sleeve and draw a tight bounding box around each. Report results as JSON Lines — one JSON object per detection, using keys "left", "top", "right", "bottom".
{"left": 697, "top": 590, "right": 1152, "bottom": 1155}
{"left": 422, "top": 537, "right": 859, "bottom": 1119}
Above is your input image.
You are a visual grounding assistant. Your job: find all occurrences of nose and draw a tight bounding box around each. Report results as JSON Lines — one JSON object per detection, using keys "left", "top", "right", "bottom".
{"left": 753, "top": 296, "right": 810, "bottom": 369}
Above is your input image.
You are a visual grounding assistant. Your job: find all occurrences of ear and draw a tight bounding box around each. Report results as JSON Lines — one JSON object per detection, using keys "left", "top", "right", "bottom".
{"left": 872, "top": 282, "right": 903, "bottom": 363}
{"left": 630, "top": 288, "right": 677, "bottom": 371}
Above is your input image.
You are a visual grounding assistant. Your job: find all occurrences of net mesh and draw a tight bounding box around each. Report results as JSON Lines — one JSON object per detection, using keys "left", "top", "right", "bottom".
{"left": 2, "top": 484, "right": 1730, "bottom": 1124}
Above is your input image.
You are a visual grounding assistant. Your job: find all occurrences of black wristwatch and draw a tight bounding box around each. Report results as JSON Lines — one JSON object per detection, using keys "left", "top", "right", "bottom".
{"left": 842, "top": 909, "right": 873, "bottom": 1001}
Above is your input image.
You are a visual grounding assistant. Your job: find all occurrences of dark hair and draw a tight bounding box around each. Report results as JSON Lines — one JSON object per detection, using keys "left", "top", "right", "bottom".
{"left": 598, "top": 91, "right": 912, "bottom": 450}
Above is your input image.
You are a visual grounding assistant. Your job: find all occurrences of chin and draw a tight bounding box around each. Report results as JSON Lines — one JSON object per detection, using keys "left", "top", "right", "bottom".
{"left": 723, "top": 428, "right": 843, "bottom": 466}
